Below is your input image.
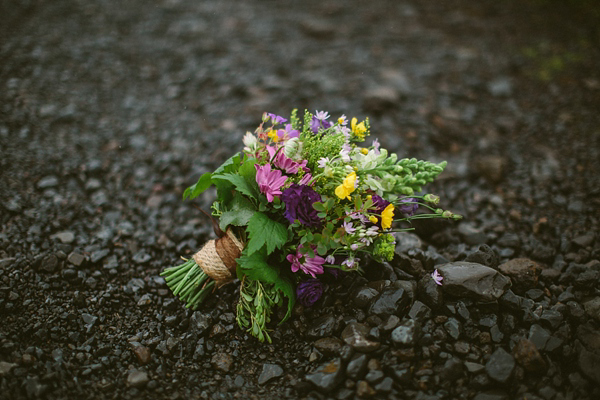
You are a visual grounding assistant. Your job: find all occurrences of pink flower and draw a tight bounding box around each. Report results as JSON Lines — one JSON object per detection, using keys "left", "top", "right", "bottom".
{"left": 255, "top": 163, "right": 287, "bottom": 202}
{"left": 287, "top": 246, "right": 325, "bottom": 278}
{"left": 431, "top": 269, "right": 443, "bottom": 286}
{"left": 266, "top": 146, "right": 307, "bottom": 174}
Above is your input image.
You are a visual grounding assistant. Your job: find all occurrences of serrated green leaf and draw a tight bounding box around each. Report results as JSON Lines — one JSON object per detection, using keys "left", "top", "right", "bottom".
{"left": 213, "top": 172, "right": 257, "bottom": 200}
{"left": 219, "top": 193, "right": 256, "bottom": 230}
{"left": 246, "top": 212, "right": 288, "bottom": 255}
{"left": 214, "top": 152, "right": 242, "bottom": 174}
{"left": 238, "top": 158, "right": 259, "bottom": 198}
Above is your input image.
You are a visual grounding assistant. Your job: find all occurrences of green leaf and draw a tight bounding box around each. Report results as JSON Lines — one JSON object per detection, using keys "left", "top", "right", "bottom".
{"left": 236, "top": 248, "right": 295, "bottom": 322}
{"left": 246, "top": 212, "right": 288, "bottom": 255}
{"left": 219, "top": 193, "right": 256, "bottom": 230}
{"left": 183, "top": 172, "right": 213, "bottom": 200}
{"left": 238, "top": 158, "right": 259, "bottom": 198}
{"left": 214, "top": 152, "right": 242, "bottom": 174}
{"left": 213, "top": 172, "right": 258, "bottom": 200}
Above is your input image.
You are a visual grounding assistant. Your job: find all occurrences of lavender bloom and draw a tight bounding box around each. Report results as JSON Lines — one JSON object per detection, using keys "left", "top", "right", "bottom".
{"left": 372, "top": 138, "right": 380, "bottom": 155}
{"left": 325, "top": 255, "right": 336, "bottom": 264}
{"left": 342, "top": 255, "right": 359, "bottom": 269}
{"left": 343, "top": 221, "right": 356, "bottom": 234}
{"left": 282, "top": 184, "right": 323, "bottom": 226}
{"left": 296, "top": 279, "right": 324, "bottom": 307}
{"left": 255, "top": 163, "right": 287, "bottom": 202}
{"left": 431, "top": 269, "right": 443, "bottom": 285}
{"left": 340, "top": 143, "right": 352, "bottom": 162}
{"left": 398, "top": 197, "right": 418, "bottom": 217}
{"left": 267, "top": 113, "right": 287, "bottom": 125}
{"left": 317, "top": 157, "right": 329, "bottom": 169}
{"left": 287, "top": 246, "right": 325, "bottom": 278}
{"left": 277, "top": 124, "right": 300, "bottom": 141}
{"left": 310, "top": 111, "right": 333, "bottom": 133}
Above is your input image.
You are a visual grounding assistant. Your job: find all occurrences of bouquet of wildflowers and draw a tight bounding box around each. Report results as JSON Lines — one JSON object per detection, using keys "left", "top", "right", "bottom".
{"left": 161, "top": 109, "right": 460, "bottom": 342}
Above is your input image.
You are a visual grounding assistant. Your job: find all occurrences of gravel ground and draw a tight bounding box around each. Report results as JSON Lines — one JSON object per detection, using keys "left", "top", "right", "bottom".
{"left": 1, "top": 0, "right": 599, "bottom": 399}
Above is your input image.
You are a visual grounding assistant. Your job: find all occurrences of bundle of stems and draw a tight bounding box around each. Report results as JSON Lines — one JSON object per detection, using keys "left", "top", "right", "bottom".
{"left": 160, "top": 258, "right": 215, "bottom": 310}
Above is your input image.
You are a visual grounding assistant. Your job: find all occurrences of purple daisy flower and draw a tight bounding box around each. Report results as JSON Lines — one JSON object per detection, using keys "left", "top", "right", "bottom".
{"left": 287, "top": 246, "right": 325, "bottom": 278}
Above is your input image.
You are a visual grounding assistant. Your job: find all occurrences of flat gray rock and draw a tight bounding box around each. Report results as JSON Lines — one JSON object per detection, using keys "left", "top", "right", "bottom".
{"left": 437, "top": 262, "right": 511, "bottom": 302}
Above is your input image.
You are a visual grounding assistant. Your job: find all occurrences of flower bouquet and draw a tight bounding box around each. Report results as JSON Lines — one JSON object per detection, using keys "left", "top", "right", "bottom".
{"left": 161, "top": 109, "right": 460, "bottom": 342}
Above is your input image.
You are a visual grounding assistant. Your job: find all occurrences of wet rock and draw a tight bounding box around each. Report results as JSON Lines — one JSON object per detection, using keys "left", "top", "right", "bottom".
{"left": 41, "top": 254, "right": 58, "bottom": 273}
{"left": 513, "top": 338, "right": 547, "bottom": 374}
{"left": 363, "top": 86, "right": 399, "bottom": 113}
{"left": 258, "top": 363, "right": 283, "bottom": 385}
{"left": 189, "top": 312, "right": 212, "bottom": 336}
{"left": 583, "top": 297, "right": 600, "bottom": 322}
{"left": 305, "top": 358, "right": 344, "bottom": 393}
{"left": 50, "top": 231, "right": 75, "bottom": 244}
{"left": 488, "top": 77, "right": 512, "bottom": 96}
{"left": 391, "top": 319, "right": 420, "bottom": 346}
{"left": 67, "top": 252, "right": 85, "bottom": 267}
{"left": 408, "top": 300, "right": 431, "bottom": 321}
{"left": 0, "top": 361, "right": 17, "bottom": 376}
{"left": 437, "top": 262, "right": 511, "bottom": 302}
{"left": 314, "top": 337, "right": 344, "bottom": 355}
{"left": 572, "top": 233, "right": 595, "bottom": 248}
{"left": 211, "top": 353, "right": 233, "bottom": 373}
{"left": 353, "top": 287, "right": 379, "bottom": 309}
{"left": 443, "top": 317, "right": 462, "bottom": 340}
{"left": 418, "top": 275, "right": 444, "bottom": 309}
{"left": 440, "top": 358, "right": 463, "bottom": 382}
{"left": 355, "top": 380, "right": 376, "bottom": 398}
{"left": 37, "top": 175, "right": 58, "bottom": 189}
{"left": 307, "top": 314, "right": 337, "bottom": 339}
{"left": 127, "top": 370, "right": 149, "bottom": 388}
{"left": 368, "top": 287, "right": 409, "bottom": 316}
{"left": 341, "top": 322, "right": 380, "bottom": 353}
{"left": 498, "top": 258, "right": 543, "bottom": 293}
{"left": 528, "top": 324, "right": 551, "bottom": 351}
{"left": 473, "top": 392, "right": 509, "bottom": 400}
{"left": 472, "top": 155, "right": 506, "bottom": 184}
{"left": 133, "top": 346, "right": 151, "bottom": 365}
{"left": 465, "top": 244, "right": 499, "bottom": 268}
{"left": 394, "top": 232, "right": 423, "bottom": 254}
{"left": 346, "top": 354, "right": 368, "bottom": 380}
{"left": 485, "top": 347, "right": 515, "bottom": 383}
{"left": 578, "top": 348, "right": 600, "bottom": 385}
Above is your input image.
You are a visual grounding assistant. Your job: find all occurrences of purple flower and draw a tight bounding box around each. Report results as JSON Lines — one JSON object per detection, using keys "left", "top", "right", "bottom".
{"left": 296, "top": 279, "right": 324, "bottom": 307}
{"left": 277, "top": 124, "right": 300, "bottom": 141}
{"left": 343, "top": 221, "right": 356, "bottom": 234}
{"left": 431, "top": 269, "right": 443, "bottom": 286}
{"left": 372, "top": 138, "right": 380, "bottom": 155}
{"left": 267, "top": 113, "right": 287, "bottom": 125}
{"left": 341, "top": 255, "right": 359, "bottom": 269}
{"left": 282, "top": 184, "right": 323, "bottom": 226}
{"left": 287, "top": 246, "right": 325, "bottom": 278}
{"left": 398, "top": 197, "right": 418, "bottom": 217}
{"left": 340, "top": 143, "right": 352, "bottom": 162}
{"left": 371, "top": 195, "right": 391, "bottom": 213}
{"left": 255, "top": 163, "right": 287, "bottom": 202}
{"left": 310, "top": 112, "right": 333, "bottom": 134}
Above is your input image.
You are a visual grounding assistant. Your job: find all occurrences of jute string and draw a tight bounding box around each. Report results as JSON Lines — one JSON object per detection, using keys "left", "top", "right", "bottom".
{"left": 193, "top": 228, "right": 243, "bottom": 287}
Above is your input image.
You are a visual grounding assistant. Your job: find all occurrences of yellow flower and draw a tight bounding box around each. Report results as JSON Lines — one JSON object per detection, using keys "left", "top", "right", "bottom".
{"left": 335, "top": 172, "right": 357, "bottom": 200}
{"left": 351, "top": 117, "right": 367, "bottom": 140}
{"left": 360, "top": 148, "right": 368, "bottom": 155}
{"left": 369, "top": 215, "right": 378, "bottom": 224}
{"left": 267, "top": 128, "right": 280, "bottom": 142}
{"left": 381, "top": 203, "right": 395, "bottom": 229}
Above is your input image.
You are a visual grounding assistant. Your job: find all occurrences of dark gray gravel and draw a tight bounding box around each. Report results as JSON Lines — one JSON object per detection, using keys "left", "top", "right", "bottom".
{"left": 1, "top": 0, "right": 600, "bottom": 399}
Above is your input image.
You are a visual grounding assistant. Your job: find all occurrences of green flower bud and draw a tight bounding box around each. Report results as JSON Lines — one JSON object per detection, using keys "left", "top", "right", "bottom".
{"left": 424, "top": 194, "right": 440, "bottom": 205}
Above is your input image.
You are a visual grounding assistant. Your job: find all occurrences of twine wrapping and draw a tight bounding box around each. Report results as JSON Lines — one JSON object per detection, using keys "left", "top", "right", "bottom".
{"left": 193, "top": 228, "right": 243, "bottom": 287}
